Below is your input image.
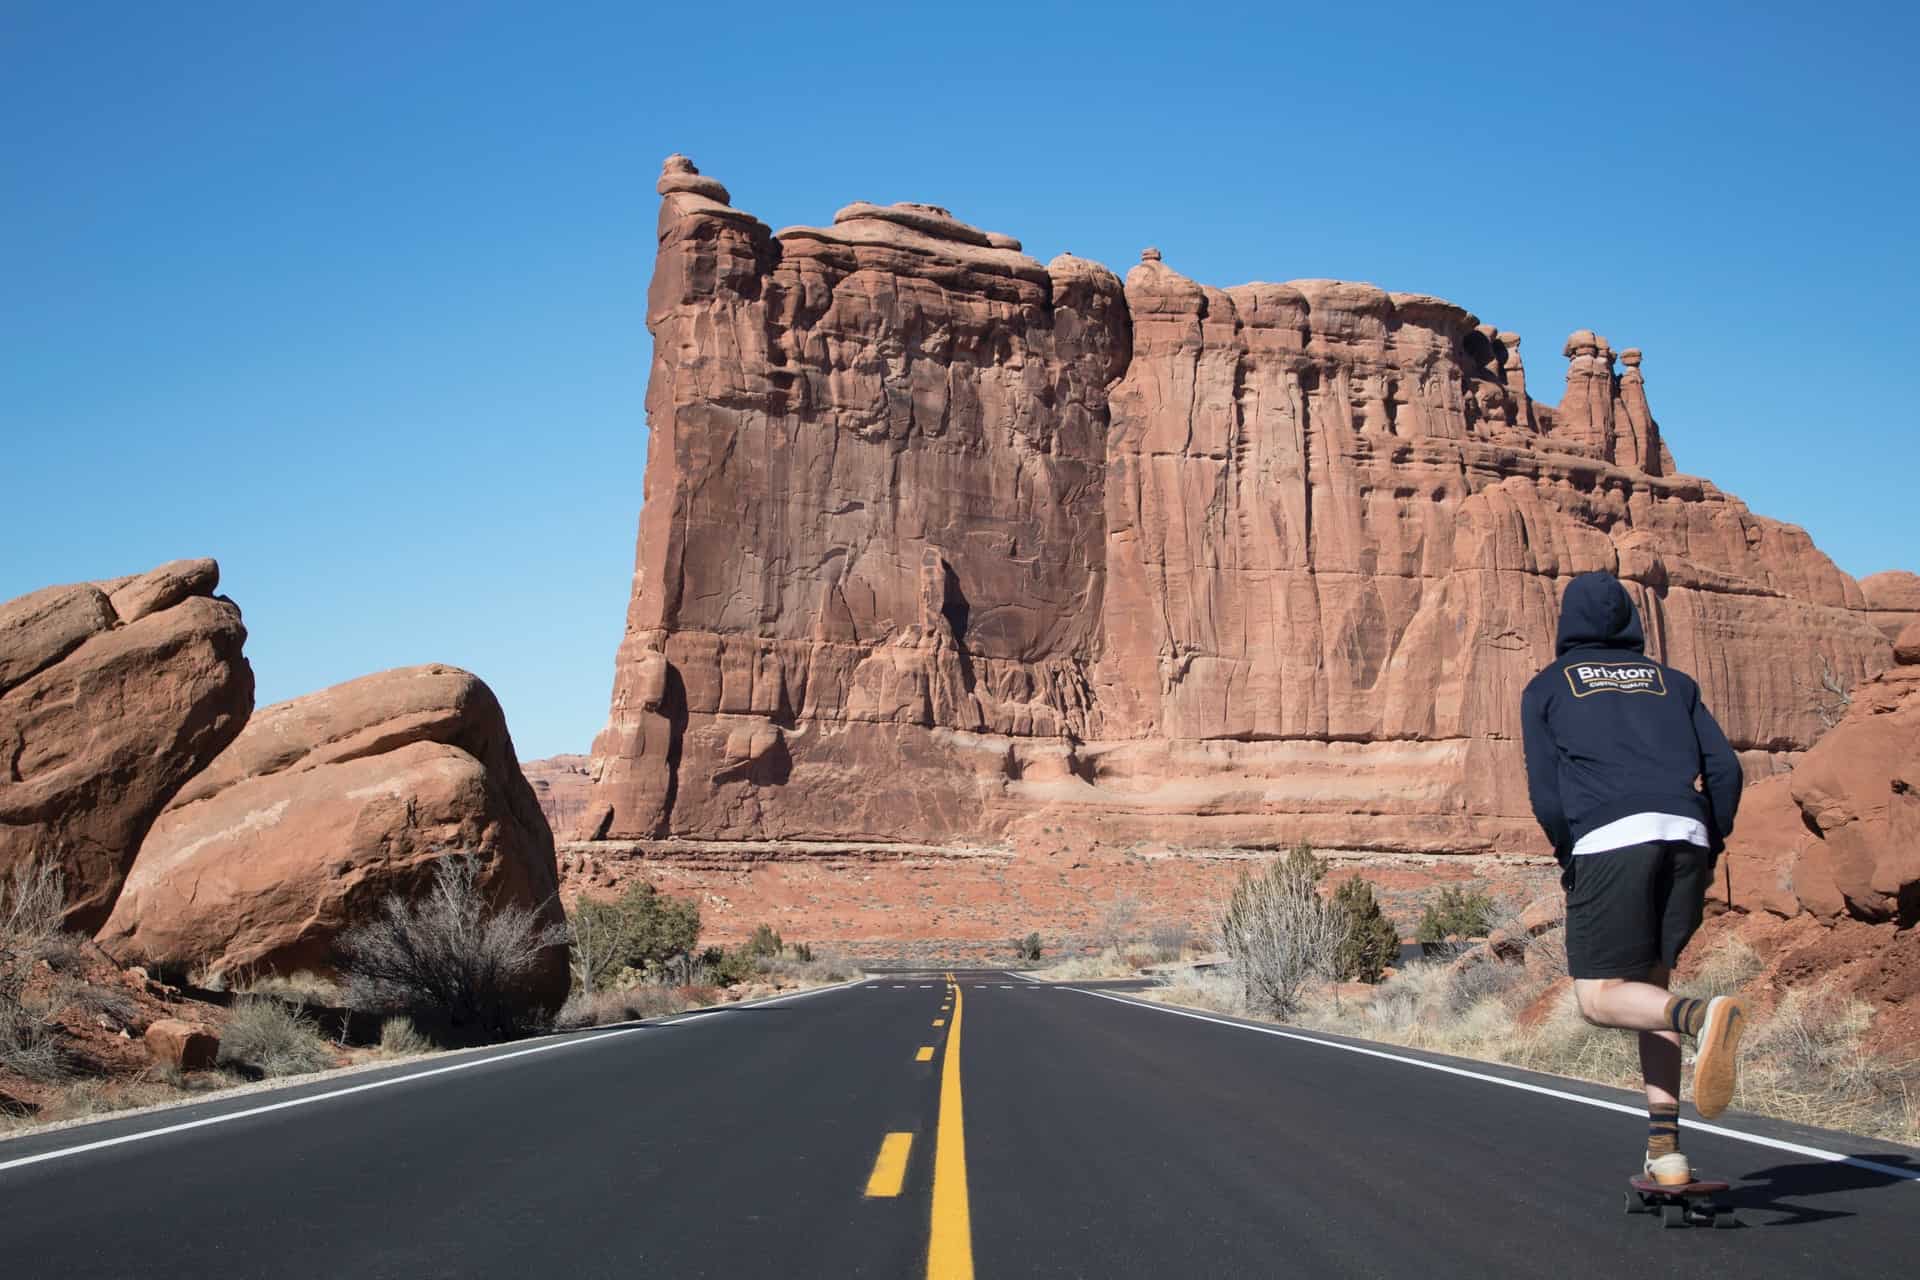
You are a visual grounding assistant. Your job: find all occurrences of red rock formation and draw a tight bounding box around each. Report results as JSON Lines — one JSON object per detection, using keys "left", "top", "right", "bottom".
{"left": 1717, "top": 640, "right": 1919, "bottom": 926}
{"left": 98, "top": 665, "right": 568, "bottom": 1013}
{"left": 577, "top": 157, "right": 1897, "bottom": 860}
{"left": 1859, "top": 570, "right": 1920, "bottom": 642}
{"left": 0, "top": 559, "right": 253, "bottom": 929}
{"left": 522, "top": 753, "right": 594, "bottom": 835}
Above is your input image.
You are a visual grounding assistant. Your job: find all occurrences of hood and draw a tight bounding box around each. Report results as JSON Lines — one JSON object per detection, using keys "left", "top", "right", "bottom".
{"left": 1555, "top": 572, "right": 1645, "bottom": 655}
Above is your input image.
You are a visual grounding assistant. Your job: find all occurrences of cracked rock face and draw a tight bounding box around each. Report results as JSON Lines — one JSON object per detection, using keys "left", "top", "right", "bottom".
{"left": 0, "top": 559, "right": 253, "bottom": 929}
{"left": 99, "top": 665, "right": 567, "bottom": 1014}
{"left": 577, "top": 158, "right": 1899, "bottom": 856}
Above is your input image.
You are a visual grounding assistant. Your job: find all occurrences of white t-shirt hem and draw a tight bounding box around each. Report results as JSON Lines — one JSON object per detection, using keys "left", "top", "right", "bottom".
{"left": 1571, "top": 812, "right": 1710, "bottom": 856}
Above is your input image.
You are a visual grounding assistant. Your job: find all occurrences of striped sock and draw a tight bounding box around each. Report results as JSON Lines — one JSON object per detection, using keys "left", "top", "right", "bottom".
{"left": 1665, "top": 996, "right": 1708, "bottom": 1037}
{"left": 1647, "top": 1102, "right": 1681, "bottom": 1158}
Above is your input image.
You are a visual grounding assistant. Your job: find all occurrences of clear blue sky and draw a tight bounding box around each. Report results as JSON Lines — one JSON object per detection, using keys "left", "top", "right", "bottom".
{"left": 4, "top": 2, "right": 1914, "bottom": 760}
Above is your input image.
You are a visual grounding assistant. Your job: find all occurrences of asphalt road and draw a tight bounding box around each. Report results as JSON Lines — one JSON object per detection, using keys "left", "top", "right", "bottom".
{"left": 2, "top": 971, "right": 1915, "bottom": 1277}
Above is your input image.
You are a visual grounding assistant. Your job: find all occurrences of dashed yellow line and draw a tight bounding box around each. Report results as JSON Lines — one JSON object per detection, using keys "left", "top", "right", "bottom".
{"left": 865, "top": 1132, "right": 915, "bottom": 1198}
{"left": 915, "top": 1046, "right": 935, "bottom": 1062}
{"left": 928, "top": 973, "right": 973, "bottom": 1278}
{"left": 932, "top": 1018, "right": 946, "bottom": 1027}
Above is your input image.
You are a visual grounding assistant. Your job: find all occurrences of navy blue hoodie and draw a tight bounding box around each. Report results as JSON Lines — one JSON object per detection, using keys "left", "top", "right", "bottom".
{"left": 1520, "top": 573, "right": 1743, "bottom": 864}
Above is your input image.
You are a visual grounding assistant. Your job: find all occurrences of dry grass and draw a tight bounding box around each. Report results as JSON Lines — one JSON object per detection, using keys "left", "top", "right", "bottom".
{"left": 1142, "top": 967, "right": 1242, "bottom": 1016}
{"left": 554, "top": 985, "right": 718, "bottom": 1029}
{"left": 216, "top": 997, "right": 336, "bottom": 1078}
{"left": 235, "top": 970, "right": 344, "bottom": 1007}
{"left": 376, "top": 1016, "right": 434, "bottom": 1057}
{"left": 1032, "top": 948, "right": 1149, "bottom": 981}
{"left": 1148, "top": 932, "right": 1920, "bottom": 1147}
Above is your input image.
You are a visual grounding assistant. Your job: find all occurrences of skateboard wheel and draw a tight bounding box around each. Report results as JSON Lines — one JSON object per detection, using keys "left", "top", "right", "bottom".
{"left": 1661, "top": 1203, "right": 1689, "bottom": 1228}
{"left": 1714, "top": 1210, "right": 1739, "bottom": 1229}
{"left": 1623, "top": 1191, "right": 1647, "bottom": 1215}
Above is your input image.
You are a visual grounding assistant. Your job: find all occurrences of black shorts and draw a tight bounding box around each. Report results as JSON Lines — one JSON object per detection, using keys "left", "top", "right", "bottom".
{"left": 1563, "top": 840, "right": 1713, "bottom": 980}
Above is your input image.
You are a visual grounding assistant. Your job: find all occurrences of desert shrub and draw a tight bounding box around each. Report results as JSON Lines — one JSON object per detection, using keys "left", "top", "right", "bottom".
{"left": 1, "top": 859, "right": 74, "bottom": 1081}
{"left": 1331, "top": 876, "right": 1400, "bottom": 983}
{"left": 1149, "top": 922, "right": 1191, "bottom": 962}
{"left": 569, "top": 882, "right": 703, "bottom": 992}
{"left": 1099, "top": 894, "right": 1141, "bottom": 951}
{"left": 217, "top": 997, "right": 334, "bottom": 1077}
{"left": 1444, "top": 955, "right": 1525, "bottom": 1015}
{"left": 792, "top": 942, "right": 814, "bottom": 963}
{"left": 1416, "top": 886, "right": 1495, "bottom": 944}
{"left": 698, "top": 945, "right": 761, "bottom": 987}
{"left": 1014, "top": 932, "right": 1043, "bottom": 962}
{"left": 1217, "top": 852, "right": 1347, "bottom": 1019}
{"left": 377, "top": 1016, "right": 434, "bottom": 1057}
{"left": 338, "top": 854, "right": 569, "bottom": 1039}
{"left": 745, "top": 924, "right": 783, "bottom": 959}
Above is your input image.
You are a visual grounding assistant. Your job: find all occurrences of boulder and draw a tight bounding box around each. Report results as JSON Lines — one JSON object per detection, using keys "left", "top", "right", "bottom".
{"left": 98, "top": 665, "right": 567, "bottom": 1015}
{"left": 143, "top": 1019, "right": 220, "bottom": 1071}
{"left": 1718, "top": 637, "right": 1920, "bottom": 925}
{"left": 0, "top": 559, "right": 253, "bottom": 929}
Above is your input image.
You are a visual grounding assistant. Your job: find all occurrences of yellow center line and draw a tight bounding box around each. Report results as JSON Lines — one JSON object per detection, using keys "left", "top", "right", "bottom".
{"left": 864, "top": 1132, "right": 915, "bottom": 1198}
{"left": 915, "top": 1046, "right": 935, "bottom": 1062}
{"left": 927, "top": 972, "right": 973, "bottom": 1279}
{"left": 932, "top": 1018, "right": 946, "bottom": 1027}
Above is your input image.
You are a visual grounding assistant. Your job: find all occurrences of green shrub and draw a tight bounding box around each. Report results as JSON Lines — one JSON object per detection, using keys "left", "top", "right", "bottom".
{"left": 1416, "top": 886, "right": 1494, "bottom": 944}
{"left": 218, "top": 997, "right": 334, "bottom": 1077}
{"left": 1332, "top": 876, "right": 1400, "bottom": 983}
{"left": 700, "top": 946, "right": 761, "bottom": 987}
{"left": 567, "top": 881, "right": 703, "bottom": 992}
{"left": 1014, "top": 932, "right": 1043, "bottom": 962}
{"left": 745, "top": 924, "right": 783, "bottom": 958}
{"left": 792, "top": 942, "right": 814, "bottom": 963}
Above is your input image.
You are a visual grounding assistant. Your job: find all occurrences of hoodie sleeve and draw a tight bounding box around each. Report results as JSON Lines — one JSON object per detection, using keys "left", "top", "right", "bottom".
{"left": 1689, "top": 685, "right": 1744, "bottom": 850}
{"left": 1520, "top": 680, "right": 1572, "bottom": 861}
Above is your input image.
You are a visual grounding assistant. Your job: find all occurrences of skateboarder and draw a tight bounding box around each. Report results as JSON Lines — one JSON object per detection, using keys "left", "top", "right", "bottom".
{"left": 1520, "top": 572, "right": 1747, "bottom": 1187}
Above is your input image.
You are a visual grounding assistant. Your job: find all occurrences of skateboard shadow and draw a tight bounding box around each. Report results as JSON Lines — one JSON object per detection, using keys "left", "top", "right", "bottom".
{"left": 1726, "top": 1153, "right": 1920, "bottom": 1226}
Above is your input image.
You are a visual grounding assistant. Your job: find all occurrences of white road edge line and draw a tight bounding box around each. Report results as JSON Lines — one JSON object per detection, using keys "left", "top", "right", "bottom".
{"left": 1075, "top": 988, "right": 1920, "bottom": 1183}
{"left": 0, "top": 977, "right": 863, "bottom": 1176}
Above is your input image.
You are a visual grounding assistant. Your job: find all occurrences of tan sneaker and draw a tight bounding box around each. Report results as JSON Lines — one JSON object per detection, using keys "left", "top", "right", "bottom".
{"left": 1693, "top": 995, "right": 1748, "bottom": 1119}
{"left": 1645, "top": 1151, "right": 1693, "bottom": 1187}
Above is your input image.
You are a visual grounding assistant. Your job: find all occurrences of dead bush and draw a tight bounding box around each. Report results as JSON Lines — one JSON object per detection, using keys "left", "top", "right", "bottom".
{"left": 1, "top": 858, "right": 74, "bottom": 1081}
{"left": 338, "top": 855, "right": 568, "bottom": 1040}
{"left": 1217, "top": 851, "right": 1347, "bottom": 1019}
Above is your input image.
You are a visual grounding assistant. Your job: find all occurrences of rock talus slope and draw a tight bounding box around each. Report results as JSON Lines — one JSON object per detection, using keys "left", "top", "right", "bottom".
{"left": 99, "top": 664, "right": 568, "bottom": 1011}
{"left": 0, "top": 559, "right": 253, "bottom": 929}
{"left": 578, "top": 157, "right": 1896, "bottom": 859}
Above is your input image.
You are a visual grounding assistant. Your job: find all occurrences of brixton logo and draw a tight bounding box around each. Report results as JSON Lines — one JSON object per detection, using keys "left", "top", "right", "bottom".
{"left": 1565, "top": 662, "right": 1668, "bottom": 697}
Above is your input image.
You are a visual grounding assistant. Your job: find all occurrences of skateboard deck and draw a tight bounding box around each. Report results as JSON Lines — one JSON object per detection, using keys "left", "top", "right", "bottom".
{"left": 1625, "top": 1175, "right": 1737, "bottom": 1228}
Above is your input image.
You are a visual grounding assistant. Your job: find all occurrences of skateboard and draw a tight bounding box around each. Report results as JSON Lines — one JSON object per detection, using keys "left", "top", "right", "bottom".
{"left": 1624, "top": 1175, "right": 1738, "bottom": 1228}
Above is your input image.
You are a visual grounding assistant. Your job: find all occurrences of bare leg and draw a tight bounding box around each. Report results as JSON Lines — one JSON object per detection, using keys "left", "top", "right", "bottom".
{"left": 1572, "top": 972, "right": 1673, "bottom": 1032}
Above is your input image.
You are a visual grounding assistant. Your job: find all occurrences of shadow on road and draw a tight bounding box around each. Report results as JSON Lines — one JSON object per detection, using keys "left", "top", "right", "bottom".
{"left": 1727, "top": 1153, "right": 1920, "bottom": 1226}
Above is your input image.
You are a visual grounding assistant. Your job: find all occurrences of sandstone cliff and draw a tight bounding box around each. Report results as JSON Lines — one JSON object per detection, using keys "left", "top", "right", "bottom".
{"left": 577, "top": 157, "right": 1896, "bottom": 858}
